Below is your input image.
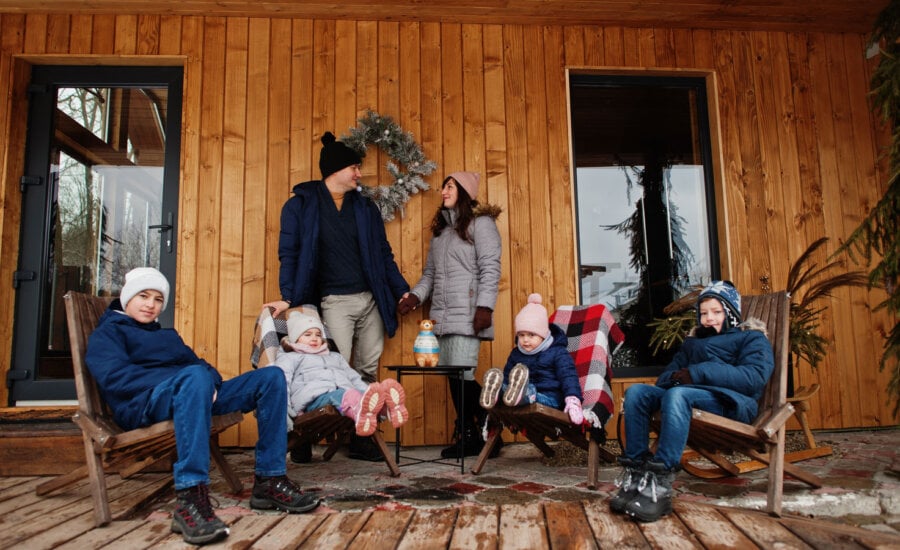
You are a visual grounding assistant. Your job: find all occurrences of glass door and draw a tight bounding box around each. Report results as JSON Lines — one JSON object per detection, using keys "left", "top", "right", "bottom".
{"left": 8, "top": 66, "right": 182, "bottom": 404}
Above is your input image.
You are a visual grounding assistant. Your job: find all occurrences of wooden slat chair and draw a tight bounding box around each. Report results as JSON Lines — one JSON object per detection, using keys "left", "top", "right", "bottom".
{"left": 35, "top": 291, "right": 243, "bottom": 527}
{"left": 251, "top": 306, "right": 400, "bottom": 476}
{"left": 471, "top": 303, "right": 623, "bottom": 488}
{"left": 660, "top": 290, "right": 824, "bottom": 516}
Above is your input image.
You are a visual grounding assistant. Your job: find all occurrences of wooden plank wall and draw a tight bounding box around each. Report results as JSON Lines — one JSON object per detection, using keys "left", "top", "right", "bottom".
{"left": 0, "top": 14, "right": 894, "bottom": 447}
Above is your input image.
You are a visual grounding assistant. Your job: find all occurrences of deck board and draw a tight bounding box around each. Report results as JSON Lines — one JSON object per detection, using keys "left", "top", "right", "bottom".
{"left": 3, "top": 473, "right": 899, "bottom": 549}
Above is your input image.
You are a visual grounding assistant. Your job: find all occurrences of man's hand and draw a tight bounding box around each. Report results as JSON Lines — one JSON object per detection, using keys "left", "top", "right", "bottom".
{"left": 397, "top": 293, "right": 420, "bottom": 316}
{"left": 262, "top": 300, "right": 290, "bottom": 318}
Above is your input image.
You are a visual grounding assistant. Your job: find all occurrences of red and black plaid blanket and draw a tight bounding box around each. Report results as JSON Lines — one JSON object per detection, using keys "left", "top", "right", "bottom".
{"left": 550, "top": 303, "right": 624, "bottom": 428}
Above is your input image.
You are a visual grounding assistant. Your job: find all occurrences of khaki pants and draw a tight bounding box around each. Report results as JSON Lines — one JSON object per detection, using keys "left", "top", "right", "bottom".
{"left": 321, "top": 291, "right": 385, "bottom": 383}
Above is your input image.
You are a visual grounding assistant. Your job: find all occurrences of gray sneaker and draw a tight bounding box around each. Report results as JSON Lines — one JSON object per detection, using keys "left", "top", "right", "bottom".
{"left": 502, "top": 363, "right": 529, "bottom": 406}
{"left": 480, "top": 368, "right": 503, "bottom": 409}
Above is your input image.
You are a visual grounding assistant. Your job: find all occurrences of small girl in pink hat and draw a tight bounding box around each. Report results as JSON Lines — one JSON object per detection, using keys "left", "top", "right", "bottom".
{"left": 479, "top": 293, "right": 584, "bottom": 425}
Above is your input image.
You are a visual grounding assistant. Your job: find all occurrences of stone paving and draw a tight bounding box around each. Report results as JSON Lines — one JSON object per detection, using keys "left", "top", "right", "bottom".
{"left": 192, "top": 427, "right": 900, "bottom": 536}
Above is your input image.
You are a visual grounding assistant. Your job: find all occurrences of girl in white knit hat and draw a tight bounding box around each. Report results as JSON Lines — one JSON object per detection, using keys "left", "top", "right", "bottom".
{"left": 272, "top": 310, "right": 408, "bottom": 439}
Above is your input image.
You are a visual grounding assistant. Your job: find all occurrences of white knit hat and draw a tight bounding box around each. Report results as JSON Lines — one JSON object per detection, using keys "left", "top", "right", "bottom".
{"left": 287, "top": 311, "right": 326, "bottom": 343}
{"left": 120, "top": 267, "right": 170, "bottom": 311}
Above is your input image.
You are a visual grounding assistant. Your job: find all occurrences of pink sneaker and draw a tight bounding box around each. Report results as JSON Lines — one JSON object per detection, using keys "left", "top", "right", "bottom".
{"left": 380, "top": 379, "right": 409, "bottom": 428}
{"left": 355, "top": 383, "right": 385, "bottom": 436}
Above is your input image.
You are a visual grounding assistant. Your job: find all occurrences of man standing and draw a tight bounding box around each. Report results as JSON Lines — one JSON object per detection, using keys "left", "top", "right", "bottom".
{"left": 265, "top": 131, "right": 409, "bottom": 460}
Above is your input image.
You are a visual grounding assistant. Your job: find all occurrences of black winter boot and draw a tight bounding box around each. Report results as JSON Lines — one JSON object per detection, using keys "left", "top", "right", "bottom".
{"left": 440, "top": 423, "right": 485, "bottom": 458}
{"left": 171, "top": 484, "right": 229, "bottom": 545}
{"left": 609, "top": 457, "right": 643, "bottom": 513}
{"left": 624, "top": 460, "right": 677, "bottom": 522}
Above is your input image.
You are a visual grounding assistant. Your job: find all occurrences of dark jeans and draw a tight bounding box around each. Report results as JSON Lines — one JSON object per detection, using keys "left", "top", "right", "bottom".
{"left": 622, "top": 384, "right": 724, "bottom": 469}
{"left": 141, "top": 365, "right": 288, "bottom": 489}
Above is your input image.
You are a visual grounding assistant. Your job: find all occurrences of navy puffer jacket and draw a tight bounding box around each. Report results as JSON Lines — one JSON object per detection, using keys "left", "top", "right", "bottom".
{"left": 655, "top": 318, "right": 774, "bottom": 423}
{"left": 84, "top": 300, "right": 222, "bottom": 430}
{"left": 277, "top": 180, "right": 410, "bottom": 337}
{"left": 502, "top": 323, "right": 582, "bottom": 406}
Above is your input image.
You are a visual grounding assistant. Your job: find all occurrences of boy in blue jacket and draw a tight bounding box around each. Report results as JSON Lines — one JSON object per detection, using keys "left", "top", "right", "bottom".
{"left": 479, "top": 294, "right": 584, "bottom": 425}
{"left": 85, "top": 267, "right": 318, "bottom": 545}
{"left": 612, "top": 280, "right": 774, "bottom": 523}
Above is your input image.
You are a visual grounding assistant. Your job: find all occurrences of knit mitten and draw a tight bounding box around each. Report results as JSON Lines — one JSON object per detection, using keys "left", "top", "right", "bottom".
{"left": 564, "top": 396, "right": 584, "bottom": 425}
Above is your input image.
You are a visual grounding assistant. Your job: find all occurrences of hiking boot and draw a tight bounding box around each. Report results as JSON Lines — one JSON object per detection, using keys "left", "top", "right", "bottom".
{"left": 171, "top": 484, "right": 229, "bottom": 545}
{"left": 250, "top": 475, "right": 319, "bottom": 513}
{"left": 480, "top": 368, "right": 503, "bottom": 409}
{"left": 609, "top": 457, "right": 643, "bottom": 513}
{"left": 290, "top": 441, "right": 312, "bottom": 464}
{"left": 348, "top": 434, "right": 384, "bottom": 462}
{"left": 624, "top": 460, "right": 677, "bottom": 522}
{"left": 502, "top": 363, "right": 529, "bottom": 406}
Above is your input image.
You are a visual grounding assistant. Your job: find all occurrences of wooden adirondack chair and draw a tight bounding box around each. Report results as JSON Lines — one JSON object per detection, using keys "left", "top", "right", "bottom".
{"left": 471, "top": 303, "right": 623, "bottom": 488}
{"left": 251, "top": 306, "right": 400, "bottom": 476}
{"left": 35, "top": 291, "right": 243, "bottom": 527}
{"left": 665, "top": 290, "right": 824, "bottom": 516}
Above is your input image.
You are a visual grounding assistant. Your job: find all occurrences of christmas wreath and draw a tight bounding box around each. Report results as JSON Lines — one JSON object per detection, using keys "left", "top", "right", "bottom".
{"left": 341, "top": 110, "right": 438, "bottom": 221}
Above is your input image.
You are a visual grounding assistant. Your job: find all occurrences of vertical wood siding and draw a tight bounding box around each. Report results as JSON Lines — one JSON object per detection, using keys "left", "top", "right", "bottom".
{"left": 0, "top": 14, "right": 893, "bottom": 446}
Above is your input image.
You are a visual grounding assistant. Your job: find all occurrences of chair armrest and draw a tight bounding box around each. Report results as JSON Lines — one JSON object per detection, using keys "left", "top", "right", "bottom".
{"left": 755, "top": 403, "right": 795, "bottom": 443}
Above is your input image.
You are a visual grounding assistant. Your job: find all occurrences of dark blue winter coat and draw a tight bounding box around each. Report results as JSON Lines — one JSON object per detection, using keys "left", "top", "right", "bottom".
{"left": 84, "top": 300, "right": 223, "bottom": 431}
{"left": 502, "top": 323, "right": 582, "bottom": 406}
{"left": 655, "top": 319, "right": 774, "bottom": 423}
{"left": 277, "top": 180, "right": 410, "bottom": 337}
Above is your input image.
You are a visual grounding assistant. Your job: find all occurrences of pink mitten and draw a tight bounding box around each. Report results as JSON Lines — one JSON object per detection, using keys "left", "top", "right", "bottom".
{"left": 564, "top": 396, "right": 583, "bottom": 425}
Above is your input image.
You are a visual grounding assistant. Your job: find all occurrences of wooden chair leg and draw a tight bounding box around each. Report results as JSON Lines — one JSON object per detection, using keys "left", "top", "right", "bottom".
{"left": 209, "top": 435, "right": 243, "bottom": 494}
{"left": 35, "top": 464, "right": 89, "bottom": 496}
{"left": 471, "top": 428, "right": 502, "bottom": 475}
{"left": 371, "top": 431, "right": 401, "bottom": 477}
{"left": 83, "top": 435, "right": 112, "bottom": 527}
{"left": 587, "top": 439, "right": 599, "bottom": 489}
{"left": 766, "top": 426, "right": 786, "bottom": 517}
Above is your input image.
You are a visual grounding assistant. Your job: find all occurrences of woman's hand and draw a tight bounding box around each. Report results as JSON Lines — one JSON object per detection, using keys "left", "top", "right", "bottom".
{"left": 262, "top": 299, "right": 290, "bottom": 318}
{"left": 472, "top": 306, "right": 493, "bottom": 333}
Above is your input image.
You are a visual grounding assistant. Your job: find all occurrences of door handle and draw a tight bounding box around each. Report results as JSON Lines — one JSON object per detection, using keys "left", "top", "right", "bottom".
{"left": 149, "top": 212, "right": 174, "bottom": 253}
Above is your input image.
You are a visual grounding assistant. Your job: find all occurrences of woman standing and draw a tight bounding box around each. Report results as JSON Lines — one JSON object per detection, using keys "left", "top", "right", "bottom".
{"left": 398, "top": 171, "right": 502, "bottom": 458}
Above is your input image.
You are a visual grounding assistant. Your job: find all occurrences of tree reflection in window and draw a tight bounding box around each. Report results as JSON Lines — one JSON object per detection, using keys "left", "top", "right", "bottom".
{"left": 570, "top": 75, "right": 720, "bottom": 371}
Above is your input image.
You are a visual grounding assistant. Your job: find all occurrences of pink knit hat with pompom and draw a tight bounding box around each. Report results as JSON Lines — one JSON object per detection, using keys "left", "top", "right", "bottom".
{"left": 514, "top": 293, "right": 550, "bottom": 338}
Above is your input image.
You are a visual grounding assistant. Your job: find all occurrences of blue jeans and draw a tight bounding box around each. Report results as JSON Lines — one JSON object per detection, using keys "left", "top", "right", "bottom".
{"left": 622, "top": 384, "right": 724, "bottom": 469}
{"left": 140, "top": 365, "right": 288, "bottom": 490}
{"left": 307, "top": 388, "right": 346, "bottom": 411}
{"left": 501, "top": 382, "right": 561, "bottom": 408}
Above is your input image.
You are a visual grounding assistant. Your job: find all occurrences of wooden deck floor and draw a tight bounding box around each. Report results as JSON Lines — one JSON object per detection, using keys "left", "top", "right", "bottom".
{"left": 3, "top": 473, "right": 900, "bottom": 549}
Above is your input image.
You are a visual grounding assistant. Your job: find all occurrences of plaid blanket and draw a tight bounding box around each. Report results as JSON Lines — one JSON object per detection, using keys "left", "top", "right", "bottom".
{"left": 250, "top": 305, "right": 325, "bottom": 368}
{"left": 549, "top": 303, "right": 624, "bottom": 429}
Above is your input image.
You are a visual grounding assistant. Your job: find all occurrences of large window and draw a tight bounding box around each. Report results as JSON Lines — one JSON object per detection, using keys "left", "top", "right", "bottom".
{"left": 570, "top": 74, "right": 719, "bottom": 373}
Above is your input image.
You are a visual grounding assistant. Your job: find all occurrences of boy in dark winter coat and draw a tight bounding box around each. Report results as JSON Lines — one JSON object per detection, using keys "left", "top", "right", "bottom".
{"left": 86, "top": 268, "right": 319, "bottom": 545}
{"left": 480, "top": 294, "right": 585, "bottom": 425}
{"left": 612, "top": 280, "right": 774, "bottom": 523}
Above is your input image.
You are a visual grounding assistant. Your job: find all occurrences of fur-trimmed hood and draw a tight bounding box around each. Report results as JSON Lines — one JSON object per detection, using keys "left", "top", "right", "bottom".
{"left": 688, "top": 317, "right": 767, "bottom": 338}
{"left": 473, "top": 202, "right": 502, "bottom": 220}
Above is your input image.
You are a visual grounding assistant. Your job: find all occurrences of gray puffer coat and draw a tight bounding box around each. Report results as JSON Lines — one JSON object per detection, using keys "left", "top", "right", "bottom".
{"left": 410, "top": 204, "right": 502, "bottom": 340}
